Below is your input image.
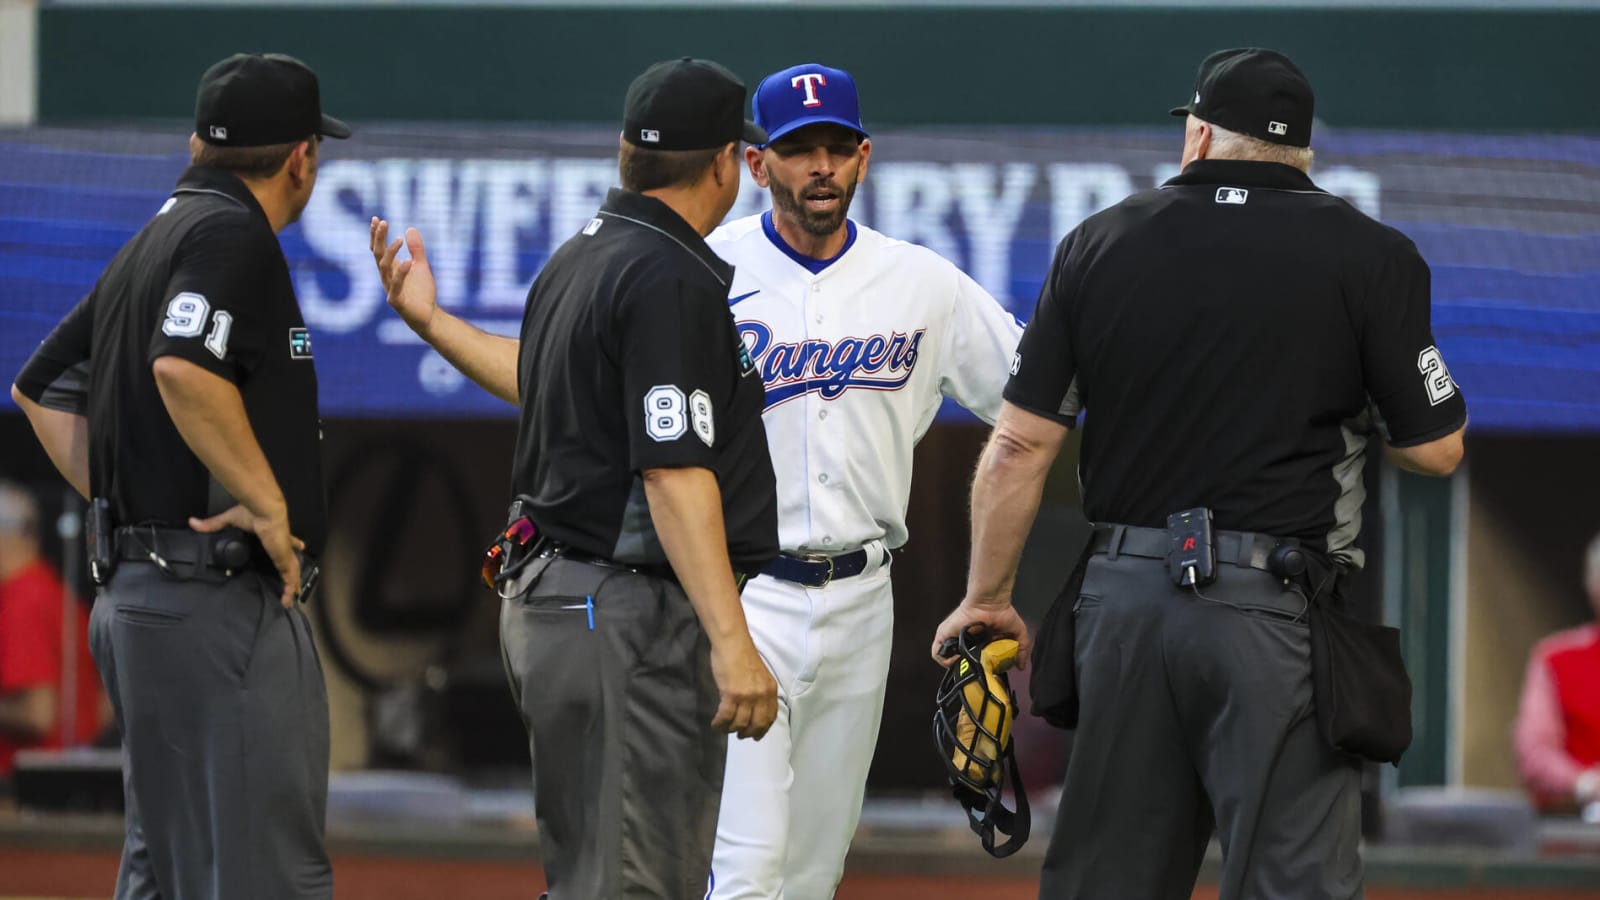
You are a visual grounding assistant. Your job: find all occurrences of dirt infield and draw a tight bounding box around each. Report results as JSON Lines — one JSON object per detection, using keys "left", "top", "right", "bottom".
{"left": 837, "top": 878, "right": 1596, "bottom": 900}
{"left": 3, "top": 848, "right": 1597, "bottom": 900}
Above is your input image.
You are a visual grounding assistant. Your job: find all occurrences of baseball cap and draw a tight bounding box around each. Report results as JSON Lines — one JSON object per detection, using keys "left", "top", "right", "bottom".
{"left": 623, "top": 58, "right": 767, "bottom": 150}
{"left": 196, "top": 53, "right": 351, "bottom": 147}
{"left": 1169, "top": 48, "right": 1314, "bottom": 148}
{"left": 752, "top": 63, "right": 869, "bottom": 146}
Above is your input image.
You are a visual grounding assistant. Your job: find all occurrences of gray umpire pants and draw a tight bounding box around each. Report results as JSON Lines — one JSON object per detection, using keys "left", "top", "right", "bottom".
{"left": 1041, "top": 550, "right": 1364, "bottom": 900}
{"left": 500, "top": 556, "right": 725, "bottom": 900}
{"left": 89, "top": 562, "right": 332, "bottom": 900}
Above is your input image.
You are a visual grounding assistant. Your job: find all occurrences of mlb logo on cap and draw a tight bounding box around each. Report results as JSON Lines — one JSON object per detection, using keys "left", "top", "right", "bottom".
{"left": 752, "top": 62, "right": 869, "bottom": 145}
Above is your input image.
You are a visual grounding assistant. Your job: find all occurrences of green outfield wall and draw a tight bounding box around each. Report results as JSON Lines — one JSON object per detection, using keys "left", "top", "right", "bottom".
{"left": 38, "top": 4, "right": 1600, "bottom": 131}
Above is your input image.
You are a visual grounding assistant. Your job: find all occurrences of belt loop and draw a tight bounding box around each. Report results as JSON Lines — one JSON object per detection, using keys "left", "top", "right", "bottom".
{"left": 1107, "top": 524, "right": 1126, "bottom": 561}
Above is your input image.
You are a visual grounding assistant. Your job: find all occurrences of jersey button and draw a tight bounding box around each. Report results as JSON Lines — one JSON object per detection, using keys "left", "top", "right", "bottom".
{"left": 818, "top": 473, "right": 829, "bottom": 484}
{"left": 818, "top": 409, "right": 828, "bottom": 420}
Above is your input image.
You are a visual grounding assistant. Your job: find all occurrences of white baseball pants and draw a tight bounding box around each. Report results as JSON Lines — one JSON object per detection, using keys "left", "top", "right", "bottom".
{"left": 709, "top": 544, "right": 894, "bottom": 900}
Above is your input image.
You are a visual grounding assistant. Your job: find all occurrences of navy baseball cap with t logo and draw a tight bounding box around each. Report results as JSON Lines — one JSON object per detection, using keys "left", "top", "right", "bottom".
{"left": 623, "top": 58, "right": 767, "bottom": 150}
{"left": 752, "top": 63, "right": 869, "bottom": 146}
{"left": 1169, "top": 48, "right": 1314, "bottom": 148}
{"left": 195, "top": 53, "right": 350, "bottom": 147}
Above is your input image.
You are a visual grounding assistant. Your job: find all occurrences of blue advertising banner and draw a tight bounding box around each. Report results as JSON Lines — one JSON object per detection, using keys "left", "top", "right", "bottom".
{"left": 3, "top": 126, "right": 1596, "bottom": 428}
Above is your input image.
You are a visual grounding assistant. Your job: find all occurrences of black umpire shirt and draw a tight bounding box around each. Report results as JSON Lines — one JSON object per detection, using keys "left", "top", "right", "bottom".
{"left": 512, "top": 188, "right": 779, "bottom": 574}
{"left": 1007, "top": 159, "right": 1468, "bottom": 561}
{"left": 15, "top": 165, "right": 328, "bottom": 556}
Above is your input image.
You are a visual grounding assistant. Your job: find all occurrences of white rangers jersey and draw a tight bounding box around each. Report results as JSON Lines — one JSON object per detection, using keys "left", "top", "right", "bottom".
{"left": 708, "top": 212, "right": 1022, "bottom": 554}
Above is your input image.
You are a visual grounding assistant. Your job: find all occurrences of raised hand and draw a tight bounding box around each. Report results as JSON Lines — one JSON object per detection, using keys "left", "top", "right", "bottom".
{"left": 369, "top": 218, "right": 439, "bottom": 337}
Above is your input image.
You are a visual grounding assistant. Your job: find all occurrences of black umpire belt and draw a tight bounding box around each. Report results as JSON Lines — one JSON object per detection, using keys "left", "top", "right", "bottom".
{"left": 545, "top": 543, "right": 674, "bottom": 580}
{"left": 1088, "top": 522, "right": 1281, "bottom": 573}
{"left": 114, "top": 525, "right": 263, "bottom": 575}
{"left": 761, "top": 547, "right": 871, "bottom": 588}
{"left": 543, "top": 543, "right": 756, "bottom": 591}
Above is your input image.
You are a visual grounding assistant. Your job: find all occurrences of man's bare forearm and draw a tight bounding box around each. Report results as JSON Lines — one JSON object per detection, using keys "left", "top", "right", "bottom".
{"left": 151, "top": 357, "right": 286, "bottom": 521}
{"left": 418, "top": 313, "right": 521, "bottom": 405}
{"left": 641, "top": 466, "right": 752, "bottom": 646}
{"left": 12, "top": 385, "right": 90, "bottom": 499}
{"left": 966, "top": 404, "right": 1070, "bottom": 604}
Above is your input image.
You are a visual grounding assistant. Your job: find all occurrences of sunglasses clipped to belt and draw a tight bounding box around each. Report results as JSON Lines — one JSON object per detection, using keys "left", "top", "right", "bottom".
{"left": 479, "top": 495, "right": 678, "bottom": 589}
{"left": 481, "top": 503, "right": 543, "bottom": 589}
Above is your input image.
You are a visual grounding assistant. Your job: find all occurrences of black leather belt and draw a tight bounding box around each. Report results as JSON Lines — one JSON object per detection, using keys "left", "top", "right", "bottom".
{"left": 546, "top": 544, "right": 673, "bottom": 579}
{"left": 761, "top": 548, "right": 870, "bottom": 588}
{"left": 1087, "top": 523, "right": 1282, "bottom": 573}
{"left": 545, "top": 544, "right": 754, "bottom": 591}
{"left": 113, "top": 525, "right": 259, "bottom": 574}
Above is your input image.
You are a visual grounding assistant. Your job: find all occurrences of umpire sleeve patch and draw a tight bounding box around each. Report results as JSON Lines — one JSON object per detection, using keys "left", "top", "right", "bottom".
{"left": 690, "top": 390, "right": 714, "bottom": 447}
{"left": 645, "top": 385, "right": 688, "bottom": 441}
{"left": 1416, "top": 346, "right": 1457, "bottom": 406}
{"left": 161, "top": 292, "right": 211, "bottom": 338}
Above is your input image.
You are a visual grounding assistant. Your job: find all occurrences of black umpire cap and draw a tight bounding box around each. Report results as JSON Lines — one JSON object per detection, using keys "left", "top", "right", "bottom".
{"left": 196, "top": 53, "right": 351, "bottom": 147}
{"left": 623, "top": 57, "right": 768, "bottom": 150}
{"left": 1169, "top": 48, "right": 1314, "bottom": 148}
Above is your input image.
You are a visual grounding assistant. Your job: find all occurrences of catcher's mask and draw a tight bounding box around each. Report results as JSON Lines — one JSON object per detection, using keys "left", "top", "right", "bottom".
{"left": 933, "top": 627, "right": 1030, "bottom": 857}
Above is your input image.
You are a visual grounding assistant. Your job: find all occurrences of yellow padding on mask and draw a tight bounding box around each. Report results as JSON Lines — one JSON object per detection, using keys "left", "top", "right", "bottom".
{"left": 952, "top": 638, "right": 1019, "bottom": 783}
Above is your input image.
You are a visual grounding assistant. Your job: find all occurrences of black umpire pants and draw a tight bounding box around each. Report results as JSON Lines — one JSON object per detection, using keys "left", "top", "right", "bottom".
{"left": 1041, "top": 551, "right": 1364, "bottom": 900}
{"left": 90, "top": 562, "right": 332, "bottom": 900}
{"left": 499, "top": 556, "right": 725, "bottom": 900}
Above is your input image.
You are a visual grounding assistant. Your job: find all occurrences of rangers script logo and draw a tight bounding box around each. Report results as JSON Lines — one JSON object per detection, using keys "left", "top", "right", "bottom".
{"left": 738, "top": 320, "right": 924, "bottom": 409}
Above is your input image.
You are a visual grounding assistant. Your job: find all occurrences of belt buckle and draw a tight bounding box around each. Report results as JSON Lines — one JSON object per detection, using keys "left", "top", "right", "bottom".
{"left": 801, "top": 552, "right": 834, "bottom": 587}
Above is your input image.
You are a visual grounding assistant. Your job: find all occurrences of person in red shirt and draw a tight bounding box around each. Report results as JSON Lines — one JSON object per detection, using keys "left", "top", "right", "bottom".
{"left": 1514, "top": 530, "right": 1600, "bottom": 814}
{"left": 0, "top": 481, "right": 101, "bottom": 779}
